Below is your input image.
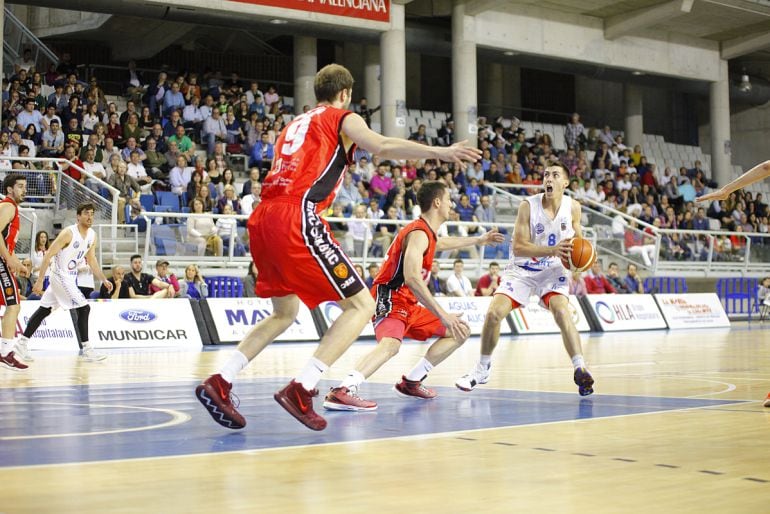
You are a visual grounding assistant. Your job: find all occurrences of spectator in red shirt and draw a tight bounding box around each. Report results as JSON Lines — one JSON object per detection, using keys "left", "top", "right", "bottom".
{"left": 475, "top": 261, "right": 501, "bottom": 296}
{"left": 584, "top": 260, "right": 616, "bottom": 294}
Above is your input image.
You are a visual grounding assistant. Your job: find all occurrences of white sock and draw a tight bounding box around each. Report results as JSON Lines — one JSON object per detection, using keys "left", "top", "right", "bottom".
{"left": 218, "top": 351, "right": 249, "bottom": 384}
{"left": 1, "top": 338, "right": 15, "bottom": 357}
{"left": 339, "top": 370, "right": 366, "bottom": 390}
{"left": 479, "top": 354, "right": 492, "bottom": 368}
{"left": 571, "top": 354, "right": 586, "bottom": 370}
{"left": 81, "top": 341, "right": 91, "bottom": 351}
{"left": 405, "top": 357, "right": 434, "bottom": 382}
{"left": 296, "top": 357, "right": 328, "bottom": 391}
{"left": 18, "top": 335, "right": 29, "bottom": 345}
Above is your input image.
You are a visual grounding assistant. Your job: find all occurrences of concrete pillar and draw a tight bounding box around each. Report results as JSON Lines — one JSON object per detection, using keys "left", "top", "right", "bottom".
{"left": 380, "top": 2, "right": 406, "bottom": 138}
{"left": 293, "top": 36, "right": 317, "bottom": 113}
{"left": 364, "top": 45, "right": 381, "bottom": 128}
{"left": 452, "top": 0, "right": 478, "bottom": 144}
{"left": 710, "top": 60, "right": 731, "bottom": 187}
{"left": 485, "top": 62, "right": 503, "bottom": 118}
{"left": 624, "top": 83, "right": 644, "bottom": 148}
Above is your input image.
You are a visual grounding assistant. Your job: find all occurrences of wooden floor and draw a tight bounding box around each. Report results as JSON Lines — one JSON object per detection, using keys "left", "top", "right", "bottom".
{"left": 1, "top": 324, "right": 769, "bottom": 513}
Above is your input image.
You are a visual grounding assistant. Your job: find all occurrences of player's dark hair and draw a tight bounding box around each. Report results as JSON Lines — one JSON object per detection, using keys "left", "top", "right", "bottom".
{"left": 546, "top": 161, "right": 570, "bottom": 178}
{"left": 3, "top": 173, "right": 26, "bottom": 196}
{"left": 417, "top": 180, "right": 447, "bottom": 213}
{"left": 77, "top": 202, "right": 96, "bottom": 215}
{"left": 314, "top": 64, "right": 354, "bottom": 103}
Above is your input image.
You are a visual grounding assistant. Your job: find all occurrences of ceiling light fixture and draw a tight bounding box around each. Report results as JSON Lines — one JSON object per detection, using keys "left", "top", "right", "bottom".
{"left": 503, "top": 51, "right": 517, "bottom": 56}
{"left": 631, "top": 70, "right": 644, "bottom": 76}
{"left": 269, "top": 19, "right": 287, "bottom": 25}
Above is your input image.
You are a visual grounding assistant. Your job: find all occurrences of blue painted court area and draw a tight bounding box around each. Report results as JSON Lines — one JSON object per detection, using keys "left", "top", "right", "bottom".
{"left": 0, "top": 379, "right": 743, "bottom": 468}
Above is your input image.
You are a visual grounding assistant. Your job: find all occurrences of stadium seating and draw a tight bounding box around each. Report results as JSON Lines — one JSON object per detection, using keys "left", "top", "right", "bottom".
{"left": 205, "top": 276, "right": 244, "bottom": 298}
{"left": 716, "top": 278, "right": 759, "bottom": 318}
{"left": 644, "top": 276, "right": 688, "bottom": 294}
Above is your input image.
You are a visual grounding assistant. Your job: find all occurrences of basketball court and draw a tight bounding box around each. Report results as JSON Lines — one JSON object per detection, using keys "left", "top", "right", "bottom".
{"left": 1, "top": 324, "right": 768, "bottom": 513}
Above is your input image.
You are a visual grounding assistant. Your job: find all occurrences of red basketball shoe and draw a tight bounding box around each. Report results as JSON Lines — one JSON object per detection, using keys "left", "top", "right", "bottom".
{"left": 195, "top": 374, "right": 246, "bottom": 429}
{"left": 0, "top": 352, "right": 29, "bottom": 371}
{"left": 394, "top": 375, "right": 437, "bottom": 399}
{"left": 323, "top": 386, "right": 378, "bottom": 411}
{"left": 574, "top": 367, "right": 595, "bottom": 397}
{"left": 274, "top": 380, "right": 327, "bottom": 431}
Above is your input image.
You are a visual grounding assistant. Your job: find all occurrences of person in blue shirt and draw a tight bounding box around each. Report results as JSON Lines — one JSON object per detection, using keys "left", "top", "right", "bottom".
{"left": 162, "top": 81, "right": 185, "bottom": 119}
{"left": 249, "top": 131, "right": 274, "bottom": 173}
{"left": 624, "top": 263, "right": 644, "bottom": 294}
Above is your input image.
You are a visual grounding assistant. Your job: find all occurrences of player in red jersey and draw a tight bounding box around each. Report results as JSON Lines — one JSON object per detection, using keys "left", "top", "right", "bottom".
{"left": 196, "top": 64, "right": 482, "bottom": 430}
{"left": 0, "top": 173, "right": 29, "bottom": 371}
{"left": 697, "top": 159, "right": 770, "bottom": 407}
{"left": 323, "top": 181, "right": 504, "bottom": 411}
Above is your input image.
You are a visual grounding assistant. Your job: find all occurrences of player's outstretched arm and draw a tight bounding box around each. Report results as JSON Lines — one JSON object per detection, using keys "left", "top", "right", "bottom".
{"left": 571, "top": 200, "right": 584, "bottom": 239}
{"left": 436, "top": 227, "right": 505, "bottom": 251}
{"left": 341, "top": 113, "right": 481, "bottom": 167}
{"left": 698, "top": 159, "right": 770, "bottom": 202}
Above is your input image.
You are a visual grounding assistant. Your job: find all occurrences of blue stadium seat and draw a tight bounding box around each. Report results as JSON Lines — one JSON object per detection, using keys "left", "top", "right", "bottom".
{"left": 204, "top": 276, "right": 244, "bottom": 298}
{"left": 716, "top": 278, "right": 758, "bottom": 318}
{"left": 156, "top": 191, "right": 180, "bottom": 211}
{"left": 139, "top": 194, "right": 155, "bottom": 213}
{"left": 644, "top": 277, "right": 688, "bottom": 294}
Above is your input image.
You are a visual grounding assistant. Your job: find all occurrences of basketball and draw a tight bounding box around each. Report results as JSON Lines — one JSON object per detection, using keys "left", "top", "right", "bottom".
{"left": 562, "top": 238, "right": 595, "bottom": 272}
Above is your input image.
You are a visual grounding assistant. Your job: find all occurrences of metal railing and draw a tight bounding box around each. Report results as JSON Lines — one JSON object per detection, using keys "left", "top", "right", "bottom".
{"left": 135, "top": 211, "right": 515, "bottom": 273}
{"left": 3, "top": 157, "right": 120, "bottom": 227}
{"left": 3, "top": 7, "right": 59, "bottom": 79}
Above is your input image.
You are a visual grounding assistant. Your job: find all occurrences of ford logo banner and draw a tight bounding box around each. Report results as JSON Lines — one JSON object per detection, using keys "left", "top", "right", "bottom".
{"left": 120, "top": 310, "right": 157, "bottom": 323}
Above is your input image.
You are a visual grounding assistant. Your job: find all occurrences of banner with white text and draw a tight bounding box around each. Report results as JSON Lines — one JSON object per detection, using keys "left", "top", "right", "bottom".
{"left": 230, "top": 0, "right": 390, "bottom": 22}
{"left": 207, "top": 297, "right": 319, "bottom": 343}
{"left": 584, "top": 294, "right": 668, "bottom": 332}
{"left": 654, "top": 293, "right": 731, "bottom": 329}
{"left": 509, "top": 295, "right": 591, "bottom": 334}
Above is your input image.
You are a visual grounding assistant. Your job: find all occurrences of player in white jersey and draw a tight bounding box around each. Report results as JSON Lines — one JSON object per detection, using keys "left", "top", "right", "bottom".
{"left": 455, "top": 162, "right": 595, "bottom": 396}
{"left": 21, "top": 203, "right": 113, "bottom": 361}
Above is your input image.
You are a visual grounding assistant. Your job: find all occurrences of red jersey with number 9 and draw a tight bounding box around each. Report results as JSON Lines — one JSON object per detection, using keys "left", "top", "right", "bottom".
{"left": 261, "top": 105, "right": 357, "bottom": 213}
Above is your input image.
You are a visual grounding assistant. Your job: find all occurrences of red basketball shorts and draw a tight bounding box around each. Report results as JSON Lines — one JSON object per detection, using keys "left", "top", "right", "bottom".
{"left": 372, "top": 285, "right": 446, "bottom": 342}
{"left": 248, "top": 200, "right": 365, "bottom": 309}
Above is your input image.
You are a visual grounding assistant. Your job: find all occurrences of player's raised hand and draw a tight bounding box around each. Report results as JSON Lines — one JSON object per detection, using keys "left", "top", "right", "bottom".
{"left": 552, "top": 239, "right": 573, "bottom": 260}
{"left": 478, "top": 227, "right": 505, "bottom": 246}
{"left": 441, "top": 312, "right": 471, "bottom": 343}
{"left": 438, "top": 140, "right": 482, "bottom": 167}
{"left": 697, "top": 188, "right": 730, "bottom": 203}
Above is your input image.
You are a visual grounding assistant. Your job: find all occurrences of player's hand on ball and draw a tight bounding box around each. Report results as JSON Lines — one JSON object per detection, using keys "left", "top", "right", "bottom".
{"left": 552, "top": 239, "right": 573, "bottom": 260}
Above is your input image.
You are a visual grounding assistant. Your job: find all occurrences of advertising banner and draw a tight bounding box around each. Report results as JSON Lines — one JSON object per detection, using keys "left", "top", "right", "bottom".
{"left": 584, "top": 294, "right": 667, "bottom": 332}
{"left": 207, "top": 297, "right": 319, "bottom": 343}
{"left": 317, "top": 301, "right": 376, "bottom": 337}
{"left": 1, "top": 301, "right": 79, "bottom": 351}
{"left": 89, "top": 299, "right": 203, "bottom": 348}
{"left": 654, "top": 293, "right": 731, "bottom": 329}
{"left": 509, "top": 295, "right": 591, "bottom": 334}
{"left": 435, "top": 297, "right": 513, "bottom": 336}
{"left": 230, "top": 0, "right": 390, "bottom": 23}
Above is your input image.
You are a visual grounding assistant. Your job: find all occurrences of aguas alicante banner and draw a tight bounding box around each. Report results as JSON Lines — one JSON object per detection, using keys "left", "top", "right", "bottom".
{"left": 230, "top": 0, "right": 390, "bottom": 22}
